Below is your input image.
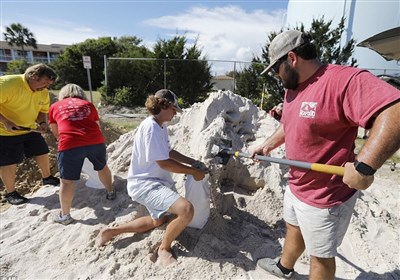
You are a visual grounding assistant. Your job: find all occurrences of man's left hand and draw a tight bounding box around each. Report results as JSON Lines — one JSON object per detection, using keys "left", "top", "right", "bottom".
{"left": 343, "top": 162, "right": 374, "bottom": 190}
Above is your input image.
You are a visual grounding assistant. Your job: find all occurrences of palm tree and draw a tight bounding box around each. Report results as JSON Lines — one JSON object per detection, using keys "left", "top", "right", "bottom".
{"left": 3, "top": 23, "right": 37, "bottom": 60}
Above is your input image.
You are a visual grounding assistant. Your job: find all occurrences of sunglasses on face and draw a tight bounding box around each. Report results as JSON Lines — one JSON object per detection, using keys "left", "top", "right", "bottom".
{"left": 271, "top": 55, "right": 288, "bottom": 74}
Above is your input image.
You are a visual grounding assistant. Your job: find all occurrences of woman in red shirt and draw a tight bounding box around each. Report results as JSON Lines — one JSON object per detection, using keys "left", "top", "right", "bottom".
{"left": 48, "top": 83, "right": 116, "bottom": 225}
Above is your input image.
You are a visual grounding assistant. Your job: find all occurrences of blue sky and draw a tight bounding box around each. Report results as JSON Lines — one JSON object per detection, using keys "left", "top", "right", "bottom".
{"left": 1, "top": 0, "right": 288, "bottom": 74}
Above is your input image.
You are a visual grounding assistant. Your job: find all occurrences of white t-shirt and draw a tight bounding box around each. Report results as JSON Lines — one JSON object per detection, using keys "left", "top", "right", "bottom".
{"left": 127, "top": 116, "right": 174, "bottom": 200}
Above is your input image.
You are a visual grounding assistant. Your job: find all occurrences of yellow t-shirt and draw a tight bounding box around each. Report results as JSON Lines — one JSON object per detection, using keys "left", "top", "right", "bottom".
{"left": 0, "top": 74, "right": 50, "bottom": 136}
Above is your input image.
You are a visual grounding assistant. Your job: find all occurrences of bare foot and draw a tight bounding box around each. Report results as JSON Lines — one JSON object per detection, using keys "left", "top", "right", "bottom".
{"left": 157, "top": 247, "right": 177, "bottom": 267}
{"left": 95, "top": 228, "right": 114, "bottom": 247}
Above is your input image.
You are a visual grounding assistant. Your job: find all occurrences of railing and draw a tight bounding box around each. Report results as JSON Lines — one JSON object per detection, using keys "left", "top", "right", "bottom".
{"left": 0, "top": 55, "right": 13, "bottom": 62}
{"left": 0, "top": 55, "right": 59, "bottom": 63}
{"left": 33, "top": 56, "right": 50, "bottom": 63}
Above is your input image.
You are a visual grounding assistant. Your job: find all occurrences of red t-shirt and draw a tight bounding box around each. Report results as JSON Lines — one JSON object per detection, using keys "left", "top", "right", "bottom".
{"left": 48, "top": 98, "right": 104, "bottom": 151}
{"left": 282, "top": 64, "right": 400, "bottom": 208}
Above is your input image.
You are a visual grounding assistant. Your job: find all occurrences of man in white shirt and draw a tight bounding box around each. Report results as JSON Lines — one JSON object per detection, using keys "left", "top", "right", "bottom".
{"left": 96, "top": 89, "right": 207, "bottom": 267}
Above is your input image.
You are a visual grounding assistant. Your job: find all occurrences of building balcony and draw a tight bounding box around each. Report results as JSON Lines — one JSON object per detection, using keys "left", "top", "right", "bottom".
{"left": 32, "top": 56, "right": 53, "bottom": 63}
{"left": 0, "top": 55, "right": 59, "bottom": 64}
{"left": 0, "top": 55, "right": 13, "bottom": 62}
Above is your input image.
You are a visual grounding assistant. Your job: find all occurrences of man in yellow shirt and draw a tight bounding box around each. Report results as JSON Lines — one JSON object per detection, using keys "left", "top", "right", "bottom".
{"left": 0, "top": 63, "right": 60, "bottom": 205}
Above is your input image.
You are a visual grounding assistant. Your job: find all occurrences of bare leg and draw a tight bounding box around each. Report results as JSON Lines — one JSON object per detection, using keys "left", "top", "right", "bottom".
{"left": 0, "top": 164, "right": 17, "bottom": 193}
{"left": 310, "top": 256, "right": 335, "bottom": 280}
{"left": 280, "top": 222, "right": 306, "bottom": 270}
{"left": 59, "top": 179, "right": 75, "bottom": 215}
{"left": 157, "top": 197, "right": 194, "bottom": 267}
{"left": 96, "top": 215, "right": 168, "bottom": 247}
{"left": 97, "top": 165, "right": 113, "bottom": 192}
{"left": 34, "top": 153, "right": 51, "bottom": 178}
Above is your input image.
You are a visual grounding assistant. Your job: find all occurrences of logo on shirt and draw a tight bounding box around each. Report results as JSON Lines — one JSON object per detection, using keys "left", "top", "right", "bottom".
{"left": 59, "top": 103, "right": 91, "bottom": 121}
{"left": 299, "top": 102, "right": 317, "bottom": 118}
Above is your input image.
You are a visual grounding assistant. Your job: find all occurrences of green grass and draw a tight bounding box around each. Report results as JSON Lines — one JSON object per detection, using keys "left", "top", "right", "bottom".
{"left": 85, "top": 90, "right": 102, "bottom": 105}
{"left": 101, "top": 119, "right": 139, "bottom": 133}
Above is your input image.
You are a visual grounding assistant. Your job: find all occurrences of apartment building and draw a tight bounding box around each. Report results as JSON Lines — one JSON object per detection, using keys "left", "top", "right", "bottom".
{"left": 0, "top": 41, "right": 68, "bottom": 75}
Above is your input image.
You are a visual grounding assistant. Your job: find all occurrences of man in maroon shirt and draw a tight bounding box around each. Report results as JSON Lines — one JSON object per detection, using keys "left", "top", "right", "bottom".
{"left": 252, "top": 30, "right": 400, "bottom": 279}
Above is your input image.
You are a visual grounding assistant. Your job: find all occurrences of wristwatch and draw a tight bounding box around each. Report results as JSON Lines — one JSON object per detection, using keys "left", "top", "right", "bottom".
{"left": 354, "top": 159, "right": 376, "bottom": 176}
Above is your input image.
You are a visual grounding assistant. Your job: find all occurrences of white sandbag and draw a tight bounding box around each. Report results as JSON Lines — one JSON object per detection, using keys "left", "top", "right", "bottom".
{"left": 81, "top": 158, "right": 105, "bottom": 189}
{"left": 185, "top": 174, "right": 210, "bottom": 229}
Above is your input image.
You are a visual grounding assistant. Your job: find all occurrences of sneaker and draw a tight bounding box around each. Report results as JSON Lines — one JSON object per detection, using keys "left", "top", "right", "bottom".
{"left": 42, "top": 175, "right": 60, "bottom": 186}
{"left": 5, "top": 191, "right": 29, "bottom": 205}
{"left": 257, "top": 258, "right": 295, "bottom": 279}
{"left": 106, "top": 189, "right": 116, "bottom": 200}
{"left": 54, "top": 212, "right": 74, "bottom": 225}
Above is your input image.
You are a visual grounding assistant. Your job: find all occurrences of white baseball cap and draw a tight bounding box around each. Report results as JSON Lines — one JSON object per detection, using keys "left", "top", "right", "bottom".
{"left": 261, "top": 30, "right": 306, "bottom": 75}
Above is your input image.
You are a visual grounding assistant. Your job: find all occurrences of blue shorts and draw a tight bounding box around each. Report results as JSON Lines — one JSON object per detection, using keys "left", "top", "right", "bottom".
{"left": 58, "top": 143, "right": 107, "bottom": 180}
{"left": 0, "top": 132, "right": 49, "bottom": 166}
{"left": 135, "top": 182, "right": 180, "bottom": 220}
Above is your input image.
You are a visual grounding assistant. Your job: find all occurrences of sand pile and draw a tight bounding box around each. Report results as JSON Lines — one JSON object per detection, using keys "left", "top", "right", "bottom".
{"left": 0, "top": 91, "right": 399, "bottom": 279}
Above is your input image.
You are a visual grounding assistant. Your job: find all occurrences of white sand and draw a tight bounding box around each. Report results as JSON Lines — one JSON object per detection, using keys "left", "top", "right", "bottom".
{"left": 1, "top": 91, "right": 399, "bottom": 279}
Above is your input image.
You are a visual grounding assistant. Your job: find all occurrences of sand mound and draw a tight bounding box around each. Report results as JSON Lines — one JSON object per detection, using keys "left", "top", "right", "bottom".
{"left": 1, "top": 91, "right": 399, "bottom": 279}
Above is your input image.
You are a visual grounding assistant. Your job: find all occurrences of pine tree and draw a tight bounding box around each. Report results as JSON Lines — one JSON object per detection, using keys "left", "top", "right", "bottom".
{"left": 152, "top": 35, "right": 213, "bottom": 105}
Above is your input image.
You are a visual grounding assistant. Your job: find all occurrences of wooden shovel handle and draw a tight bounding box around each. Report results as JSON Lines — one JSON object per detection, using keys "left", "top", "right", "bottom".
{"left": 310, "top": 163, "right": 345, "bottom": 176}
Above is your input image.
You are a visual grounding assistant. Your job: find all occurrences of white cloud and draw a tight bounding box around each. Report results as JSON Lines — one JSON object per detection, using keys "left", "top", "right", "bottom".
{"left": 144, "top": 5, "right": 286, "bottom": 64}
{"left": 236, "top": 46, "right": 252, "bottom": 61}
{"left": 33, "top": 26, "right": 100, "bottom": 45}
{"left": 2, "top": 4, "right": 286, "bottom": 74}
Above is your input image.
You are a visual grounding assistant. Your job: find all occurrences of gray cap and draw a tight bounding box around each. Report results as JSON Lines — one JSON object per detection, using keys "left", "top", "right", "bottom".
{"left": 261, "top": 30, "right": 305, "bottom": 75}
{"left": 155, "top": 89, "right": 183, "bottom": 112}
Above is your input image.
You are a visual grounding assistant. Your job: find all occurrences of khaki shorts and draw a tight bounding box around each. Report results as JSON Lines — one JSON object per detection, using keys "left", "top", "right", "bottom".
{"left": 283, "top": 186, "right": 358, "bottom": 258}
{"left": 135, "top": 182, "right": 180, "bottom": 220}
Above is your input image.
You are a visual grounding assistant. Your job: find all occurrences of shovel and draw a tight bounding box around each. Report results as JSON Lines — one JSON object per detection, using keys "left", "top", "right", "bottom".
{"left": 216, "top": 148, "right": 345, "bottom": 176}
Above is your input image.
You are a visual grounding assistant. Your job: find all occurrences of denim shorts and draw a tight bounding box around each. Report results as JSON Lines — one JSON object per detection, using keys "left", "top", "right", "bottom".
{"left": 284, "top": 186, "right": 358, "bottom": 258}
{"left": 57, "top": 143, "right": 107, "bottom": 180}
{"left": 0, "top": 132, "right": 49, "bottom": 166}
{"left": 135, "top": 182, "right": 180, "bottom": 220}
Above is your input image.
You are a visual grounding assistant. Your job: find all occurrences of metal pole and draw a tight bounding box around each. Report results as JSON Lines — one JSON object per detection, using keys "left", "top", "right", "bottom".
{"left": 104, "top": 55, "right": 108, "bottom": 88}
{"left": 260, "top": 84, "right": 265, "bottom": 110}
{"left": 87, "top": 68, "right": 93, "bottom": 103}
{"left": 164, "top": 58, "right": 167, "bottom": 89}
{"left": 233, "top": 61, "right": 236, "bottom": 93}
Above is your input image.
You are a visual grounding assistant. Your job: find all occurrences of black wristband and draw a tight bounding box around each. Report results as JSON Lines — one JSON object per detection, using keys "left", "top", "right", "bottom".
{"left": 354, "top": 159, "right": 376, "bottom": 176}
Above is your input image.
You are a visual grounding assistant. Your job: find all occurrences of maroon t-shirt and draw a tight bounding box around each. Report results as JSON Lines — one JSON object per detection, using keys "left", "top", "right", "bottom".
{"left": 282, "top": 64, "right": 400, "bottom": 208}
{"left": 49, "top": 98, "right": 104, "bottom": 151}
